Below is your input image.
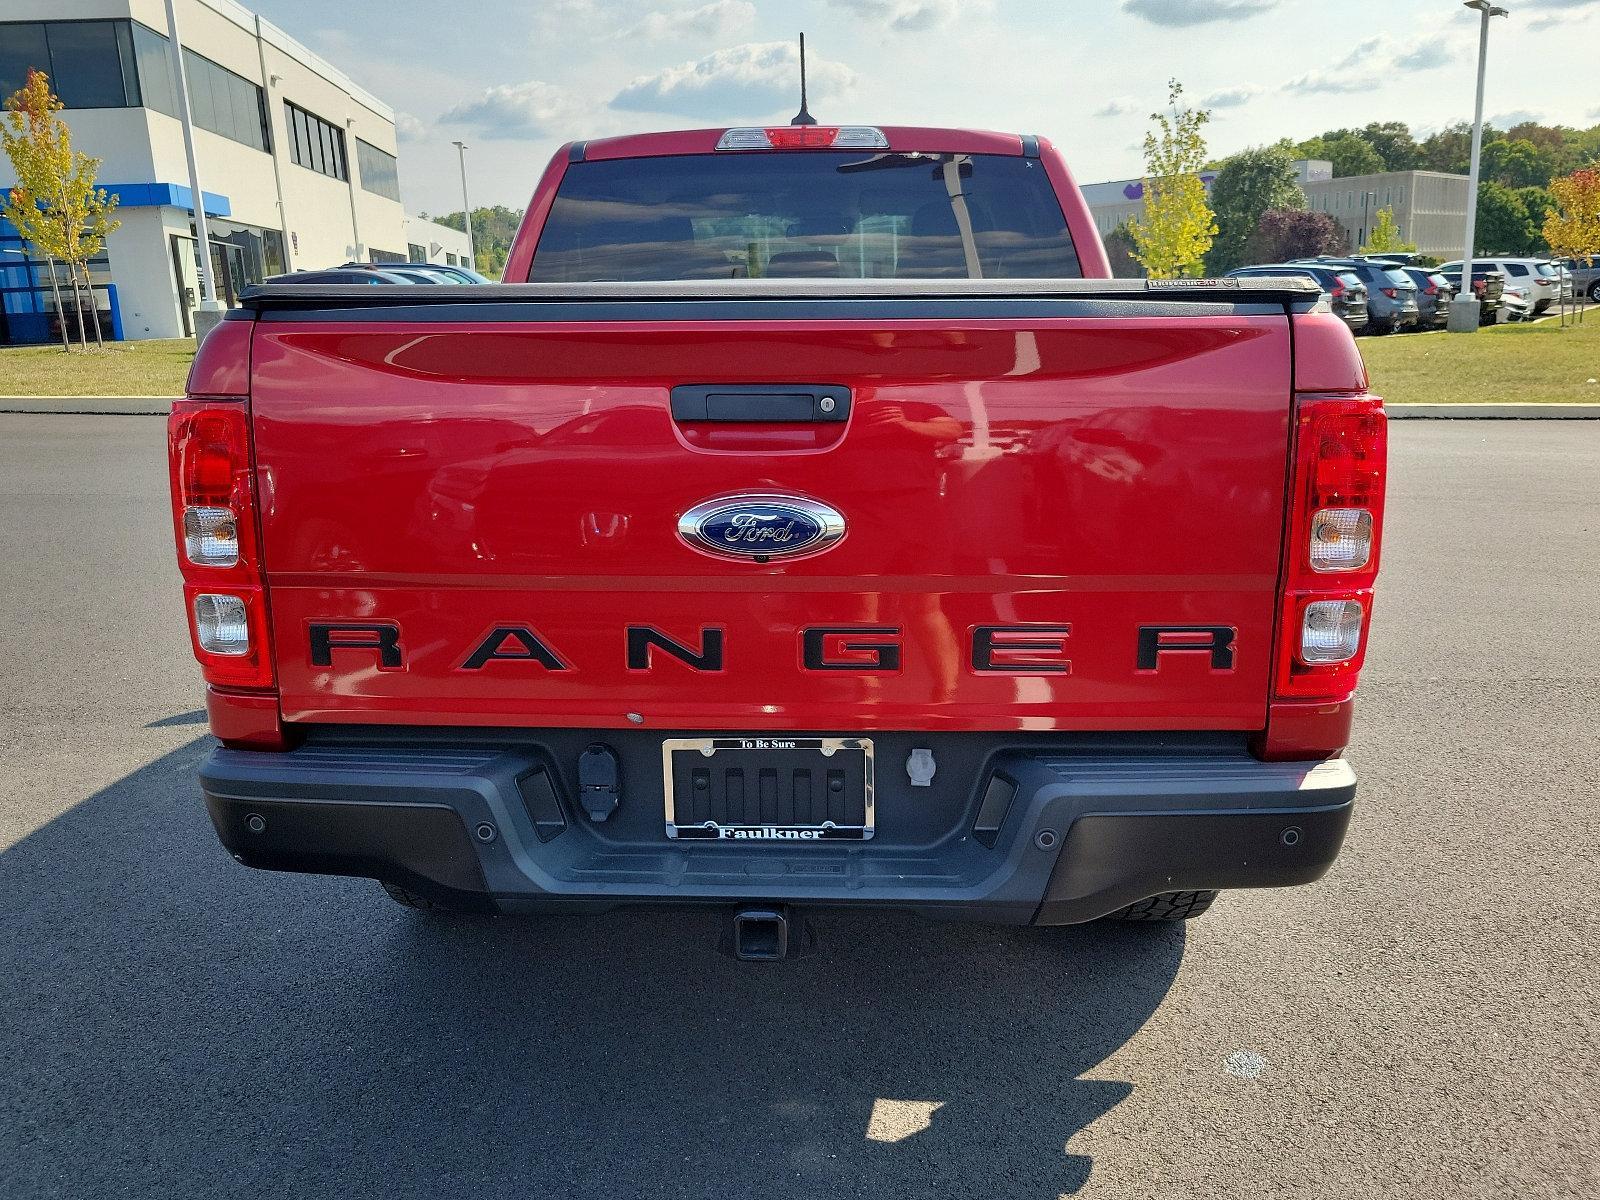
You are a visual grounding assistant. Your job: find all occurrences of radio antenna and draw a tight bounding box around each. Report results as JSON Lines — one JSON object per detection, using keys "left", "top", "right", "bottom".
{"left": 791, "top": 32, "right": 817, "bottom": 126}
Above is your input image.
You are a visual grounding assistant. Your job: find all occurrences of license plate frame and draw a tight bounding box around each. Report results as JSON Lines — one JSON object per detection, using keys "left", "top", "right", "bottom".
{"left": 661, "top": 736, "right": 875, "bottom": 842}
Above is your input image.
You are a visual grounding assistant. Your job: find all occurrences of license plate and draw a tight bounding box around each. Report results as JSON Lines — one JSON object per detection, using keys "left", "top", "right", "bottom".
{"left": 661, "top": 737, "right": 874, "bottom": 841}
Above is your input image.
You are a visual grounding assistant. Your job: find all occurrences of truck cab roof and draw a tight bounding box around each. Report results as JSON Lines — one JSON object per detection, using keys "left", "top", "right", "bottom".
{"left": 568, "top": 125, "right": 1039, "bottom": 161}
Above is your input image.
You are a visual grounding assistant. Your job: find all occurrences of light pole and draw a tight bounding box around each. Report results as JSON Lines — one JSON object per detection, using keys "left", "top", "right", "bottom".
{"left": 163, "top": 0, "right": 224, "bottom": 340}
{"left": 1448, "top": 0, "right": 1509, "bottom": 333}
{"left": 452, "top": 141, "right": 476, "bottom": 271}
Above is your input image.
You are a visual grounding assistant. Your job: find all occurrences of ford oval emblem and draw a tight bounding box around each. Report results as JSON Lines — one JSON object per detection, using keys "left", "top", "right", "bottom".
{"left": 678, "top": 494, "right": 846, "bottom": 561}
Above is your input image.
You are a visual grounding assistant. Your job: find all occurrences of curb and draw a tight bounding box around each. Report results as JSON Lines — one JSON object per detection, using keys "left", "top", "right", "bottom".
{"left": 1388, "top": 403, "right": 1600, "bottom": 419}
{"left": 0, "top": 396, "right": 176, "bottom": 415}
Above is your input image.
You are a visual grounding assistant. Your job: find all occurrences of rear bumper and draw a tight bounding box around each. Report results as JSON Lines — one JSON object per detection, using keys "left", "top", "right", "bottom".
{"left": 199, "top": 736, "right": 1355, "bottom": 925}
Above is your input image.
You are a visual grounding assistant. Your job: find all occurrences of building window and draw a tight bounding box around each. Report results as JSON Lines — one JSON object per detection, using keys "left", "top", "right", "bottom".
{"left": 0, "top": 20, "right": 267, "bottom": 150}
{"left": 285, "top": 100, "right": 347, "bottom": 180}
{"left": 447, "top": 253, "right": 459, "bottom": 267}
{"left": 126, "top": 24, "right": 269, "bottom": 152}
{"left": 368, "top": 248, "right": 405, "bottom": 264}
{"left": 356, "top": 139, "right": 400, "bottom": 202}
{"left": 0, "top": 20, "right": 140, "bottom": 109}
{"left": 407, "top": 243, "right": 426, "bottom": 263}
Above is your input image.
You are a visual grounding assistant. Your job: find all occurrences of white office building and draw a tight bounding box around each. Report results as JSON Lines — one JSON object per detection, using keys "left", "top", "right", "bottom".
{"left": 0, "top": 0, "right": 470, "bottom": 343}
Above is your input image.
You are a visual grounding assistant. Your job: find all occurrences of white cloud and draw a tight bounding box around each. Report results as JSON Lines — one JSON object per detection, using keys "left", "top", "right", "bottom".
{"left": 1286, "top": 30, "right": 1461, "bottom": 95}
{"left": 610, "top": 0, "right": 755, "bottom": 41}
{"left": 1283, "top": 70, "right": 1366, "bottom": 96}
{"left": 442, "top": 80, "right": 587, "bottom": 140}
{"left": 1393, "top": 39, "right": 1453, "bottom": 70}
{"left": 393, "top": 111, "right": 428, "bottom": 141}
{"left": 1121, "top": 0, "right": 1277, "bottom": 27}
{"left": 823, "top": 0, "right": 964, "bottom": 31}
{"left": 1489, "top": 110, "right": 1546, "bottom": 129}
{"left": 610, "top": 42, "right": 856, "bottom": 119}
{"left": 1527, "top": 1, "right": 1599, "bottom": 30}
{"left": 1094, "top": 98, "right": 1140, "bottom": 118}
{"left": 1203, "top": 85, "right": 1262, "bottom": 109}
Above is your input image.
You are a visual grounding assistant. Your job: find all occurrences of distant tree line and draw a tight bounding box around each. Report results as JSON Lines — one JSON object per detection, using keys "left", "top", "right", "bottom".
{"left": 1169, "top": 118, "right": 1600, "bottom": 273}
{"left": 418, "top": 204, "right": 524, "bottom": 277}
{"left": 1284, "top": 119, "right": 1600, "bottom": 261}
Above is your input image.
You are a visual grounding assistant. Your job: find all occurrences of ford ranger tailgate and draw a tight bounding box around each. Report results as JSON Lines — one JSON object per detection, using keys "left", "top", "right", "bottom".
{"left": 243, "top": 279, "right": 1307, "bottom": 733}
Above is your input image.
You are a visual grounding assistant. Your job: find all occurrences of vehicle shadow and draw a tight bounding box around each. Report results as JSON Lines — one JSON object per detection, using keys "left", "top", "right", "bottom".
{"left": 1, "top": 738, "right": 1184, "bottom": 1200}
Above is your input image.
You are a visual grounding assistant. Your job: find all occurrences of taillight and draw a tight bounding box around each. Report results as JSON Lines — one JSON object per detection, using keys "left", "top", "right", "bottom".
{"left": 1424, "top": 282, "right": 1438, "bottom": 296}
{"left": 1330, "top": 278, "right": 1345, "bottom": 297}
{"left": 1381, "top": 287, "right": 1398, "bottom": 299}
{"left": 168, "top": 400, "right": 274, "bottom": 689}
{"left": 1272, "top": 395, "right": 1386, "bottom": 703}
{"left": 716, "top": 126, "right": 889, "bottom": 150}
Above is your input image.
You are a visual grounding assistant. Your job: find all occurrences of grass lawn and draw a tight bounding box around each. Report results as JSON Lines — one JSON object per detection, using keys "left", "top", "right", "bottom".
{"left": 0, "top": 338, "right": 194, "bottom": 397}
{"left": 2, "top": 314, "right": 1598, "bottom": 404}
{"left": 1360, "top": 313, "right": 1600, "bottom": 404}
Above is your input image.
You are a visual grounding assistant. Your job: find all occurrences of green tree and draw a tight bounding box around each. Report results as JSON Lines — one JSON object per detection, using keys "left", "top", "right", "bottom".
{"left": 1205, "top": 144, "right": 1306, "bottom": 273}
{"left": 1417, "top": 123, "right": 1476, "bottom": 174}
{"left": 1101, "top": 222, "right": 1142, "bottom": 278}
{"left": 1358, "top": 206, "right": 1416, "bottom": 255}
{"left": 1516, "top": 187, "right": 1555, "bottom": 253}
{"left": 431, "top": 204, "right": 523, "bottom": 276}
{"left": 1474, "top": 181, "right": 1536, "bottom": 255}
{"left": 1480, "top": 138, "right": 1546, "bottom": 188}
{"left": 1127, "top": 79, "right": 1217, "bottom": 279}
{"left": 0, "top": 70, "right": 118, "bottom": 348}
{"left": 1360, "top": 121, "right": 1420, "bottom": 172}
{"left": 1318, "top": 133, "right": 1384, "bottom": 179}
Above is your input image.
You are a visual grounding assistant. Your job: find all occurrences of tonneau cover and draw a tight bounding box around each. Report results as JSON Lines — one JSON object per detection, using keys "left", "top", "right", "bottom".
{"left": 238, "top": 276, "right": 1324, "bottom": 314}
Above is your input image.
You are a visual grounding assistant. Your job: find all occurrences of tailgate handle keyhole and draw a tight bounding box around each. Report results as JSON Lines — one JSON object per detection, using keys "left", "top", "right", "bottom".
{"left": 671, "top": 384, "right": 851, "bottom": 424}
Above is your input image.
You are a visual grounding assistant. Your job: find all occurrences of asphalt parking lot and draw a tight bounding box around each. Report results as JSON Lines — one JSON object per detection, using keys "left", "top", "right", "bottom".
{"left": 1, "top": 413, "right": 1596, "bottom": 1200}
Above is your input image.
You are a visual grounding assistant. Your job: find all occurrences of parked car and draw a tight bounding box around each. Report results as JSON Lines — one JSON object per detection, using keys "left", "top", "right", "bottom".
{"left": 1292, "top": 257, "right": 1419, "bottom": 334}
{"left": 1225, "top": 264, "right": 1369, "bottom": 332}
{"left": 1554, "top": 256, "right": 1600, "bottom": 303}
{"left": 1501, "top": 283, "right": 1534, "bottom": 321}
{"left": 339, "top": 261, "right": 492, "bottom": 285}
{"left": 1438, "top": 258, "right": 1558, "bottom": 315}
{"left": 1399, "top": 268, "right": 1454, "bottom": 331}
{"left": 265, "top": 268, "right": 418, "bottom": 285}
{"left": 1436, "top": 265, "right": 1508, "bottom": 325}
{"left": 173, "top": 122, "right": 1383, "bottom": 946}
{"left": 1540, "top": 260, "right": 1573, "bottom": 305}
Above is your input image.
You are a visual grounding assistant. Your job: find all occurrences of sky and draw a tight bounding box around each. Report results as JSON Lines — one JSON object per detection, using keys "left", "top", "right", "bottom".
{"left": 245, "top": 0, "right": 1600, "bottom": 217}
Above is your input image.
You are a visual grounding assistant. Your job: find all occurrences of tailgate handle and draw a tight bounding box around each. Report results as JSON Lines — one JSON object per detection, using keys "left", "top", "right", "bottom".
{"left": 671, "top": 384, "right": 851, "bottom": 424}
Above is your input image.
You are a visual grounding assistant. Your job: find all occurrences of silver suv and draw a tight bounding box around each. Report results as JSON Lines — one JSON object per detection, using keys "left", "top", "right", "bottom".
{"left": 1438, "top": 258, "right": 1561, "bottom": 315}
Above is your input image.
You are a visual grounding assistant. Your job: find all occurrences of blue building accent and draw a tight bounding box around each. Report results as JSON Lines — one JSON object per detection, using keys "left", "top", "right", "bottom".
{"left": 0, "top": 213, "right": 122, "bottom": 345}
{"left": 100, "top": 182, "right": 232, "bottom": 218}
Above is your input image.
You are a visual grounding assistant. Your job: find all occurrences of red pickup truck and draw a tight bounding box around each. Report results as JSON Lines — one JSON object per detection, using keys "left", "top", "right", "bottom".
{"left": 171, "top": 125, "right": 1384, "bottom": 957}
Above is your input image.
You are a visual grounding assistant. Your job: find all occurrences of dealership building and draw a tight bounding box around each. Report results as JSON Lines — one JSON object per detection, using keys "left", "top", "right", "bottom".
{"left": 0, "top": 0, "right": 470, "bottom": 343}
{"left": 1082, "top": 160, "right": 1471, "bottom": 261}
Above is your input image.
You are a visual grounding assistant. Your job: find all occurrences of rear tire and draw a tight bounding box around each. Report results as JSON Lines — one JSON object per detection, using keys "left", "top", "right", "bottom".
{"left": 380, "top": 880, "right": 464, "bottom": 913}
{"left": 1588, "top": 280, "right": 1600, "bottom": 303}
{"left": 1103, "top": 889, "right": 1217, "bottom": 922}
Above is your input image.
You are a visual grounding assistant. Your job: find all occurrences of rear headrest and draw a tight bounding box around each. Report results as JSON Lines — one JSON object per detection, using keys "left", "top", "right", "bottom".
{"left": 765, "top": 250, "right": 843, "bottom": 278}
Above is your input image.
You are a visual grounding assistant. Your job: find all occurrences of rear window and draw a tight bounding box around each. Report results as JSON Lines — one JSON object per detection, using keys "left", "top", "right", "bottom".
{"left": 529, "top": 151, "right": 1081, "bottom": 282}
{"left": 1383, "top": 269, "right": 1413, "bottom": 288}
{"left": 1504, "top": 263, "right": 1529, "bottom": 276}
{"left": 1337, "top": 272, "right": 1363, "bottom": 289}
